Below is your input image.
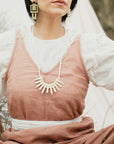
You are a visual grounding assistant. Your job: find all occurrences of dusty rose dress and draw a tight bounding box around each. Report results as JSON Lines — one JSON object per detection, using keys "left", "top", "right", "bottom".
{"left": 0, "top": 30, "right": 114, "bottom": 144}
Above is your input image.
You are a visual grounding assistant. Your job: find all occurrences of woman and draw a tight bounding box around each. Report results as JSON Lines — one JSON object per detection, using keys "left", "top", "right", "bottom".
{"left": 0, "top": 0, "right": 114, "bottom": 143}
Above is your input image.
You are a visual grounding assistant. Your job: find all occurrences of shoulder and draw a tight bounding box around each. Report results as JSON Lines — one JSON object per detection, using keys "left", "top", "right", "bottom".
{"left": 68, "top": 31, "right": 107, "bottom": 44}
{"left": 18, "top": 24, "right": 32, "bottom": 39}
{"left": 80, "top": 32, "right": 108, "bottom": 44}
{"left": 0, "top": 28, "right": 17, "bottom": 54}
{"left": 80, "top": 32, "right": 114, "bottom": 45}
{"left": 79, "top": 32, "right": 114, "bottom": 53}
{"left": 0, "top": 28, "right": 16, "bottom": 40}
{"left": 0, "top": 27, "right": 25, "bottom": 79}
{"left": 0, "top": 29, "right": 15, "bottom": 79}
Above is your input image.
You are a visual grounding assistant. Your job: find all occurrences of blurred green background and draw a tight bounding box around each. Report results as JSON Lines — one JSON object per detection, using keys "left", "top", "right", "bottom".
{"left": 90, "top": 0, "right": 114, "bottom": 40}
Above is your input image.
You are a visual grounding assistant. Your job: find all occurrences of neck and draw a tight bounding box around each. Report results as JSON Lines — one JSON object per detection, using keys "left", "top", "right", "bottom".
{"left": 33, "top": 11, "right": 65, "bottom": 40}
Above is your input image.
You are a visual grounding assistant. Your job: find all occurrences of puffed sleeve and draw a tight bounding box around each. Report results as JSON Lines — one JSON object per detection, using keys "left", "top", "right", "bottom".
{"left": 80, "top": 32, "right": 114, "bottom": 90}
{"left": 0, "top": 29, "right": 16, "bottom": 100}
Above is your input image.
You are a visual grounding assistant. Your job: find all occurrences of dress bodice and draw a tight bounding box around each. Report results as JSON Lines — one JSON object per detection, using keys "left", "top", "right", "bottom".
{"left": 6, "top": 30, "right": 89, "bottom": 121}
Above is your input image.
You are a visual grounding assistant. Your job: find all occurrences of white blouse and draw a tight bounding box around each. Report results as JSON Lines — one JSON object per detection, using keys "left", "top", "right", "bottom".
{"left": 0, "top": 25, "right": 114, "bottom": 99}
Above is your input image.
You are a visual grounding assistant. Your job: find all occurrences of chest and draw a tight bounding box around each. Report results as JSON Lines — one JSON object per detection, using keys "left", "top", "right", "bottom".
{"left": 6, "top": 30, "right": 89, "bottom": 120}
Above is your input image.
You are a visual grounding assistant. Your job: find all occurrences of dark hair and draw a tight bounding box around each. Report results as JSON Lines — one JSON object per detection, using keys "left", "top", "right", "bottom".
{"left": 24, "top": 0, "right": 77, "bottom": 22}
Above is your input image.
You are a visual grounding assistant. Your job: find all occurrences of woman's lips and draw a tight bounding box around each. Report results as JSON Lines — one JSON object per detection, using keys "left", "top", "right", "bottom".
{"left": 52, "top": 0, "right": 67, "bottom": 6}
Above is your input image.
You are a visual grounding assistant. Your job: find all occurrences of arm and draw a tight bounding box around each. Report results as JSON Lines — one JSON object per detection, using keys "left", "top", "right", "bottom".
{"left": 80, "top": 33, "right": 114, "bottom": 90}
{"left": 0, "top": 29, "right": 16, "bottom": 100}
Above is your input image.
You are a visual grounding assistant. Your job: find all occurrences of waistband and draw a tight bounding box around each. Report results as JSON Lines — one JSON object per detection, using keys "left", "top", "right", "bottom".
{"left": 11, "top": 115, "right": 82, "bottom": 130}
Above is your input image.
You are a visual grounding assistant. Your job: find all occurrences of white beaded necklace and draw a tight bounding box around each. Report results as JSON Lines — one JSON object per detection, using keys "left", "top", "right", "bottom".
{"left": 31, "top": 24, "right": 68, "bottom": 95}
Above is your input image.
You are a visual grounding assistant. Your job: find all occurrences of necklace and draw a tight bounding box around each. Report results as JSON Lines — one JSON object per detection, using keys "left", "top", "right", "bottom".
{"left": 31, "top": 24, "right": 67, "bottom": 95}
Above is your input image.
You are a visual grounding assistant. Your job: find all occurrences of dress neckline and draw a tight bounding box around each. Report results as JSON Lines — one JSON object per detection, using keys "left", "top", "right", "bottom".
{"left": 29, "top": 24, "right": 66, "bottom": 43}
{"left": 19, "top": 29, "right": 80, "bottom": 75}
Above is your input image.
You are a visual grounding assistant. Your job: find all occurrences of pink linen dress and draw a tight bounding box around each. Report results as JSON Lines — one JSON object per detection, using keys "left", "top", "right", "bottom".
{"left": 0, "top": 30, "right": 113, "bottom": 144}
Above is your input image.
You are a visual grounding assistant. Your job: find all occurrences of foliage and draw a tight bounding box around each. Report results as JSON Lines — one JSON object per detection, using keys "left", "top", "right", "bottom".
{"left": 0, "top": 96, "right": 11, "bottom": 140}
{"left": 90, "top": 0, "right": 114, "bottom": 39}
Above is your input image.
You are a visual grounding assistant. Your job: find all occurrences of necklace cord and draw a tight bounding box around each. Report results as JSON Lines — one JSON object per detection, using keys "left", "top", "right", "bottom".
{"left": 31, "top": 24, "right": 67, "bottom": 79}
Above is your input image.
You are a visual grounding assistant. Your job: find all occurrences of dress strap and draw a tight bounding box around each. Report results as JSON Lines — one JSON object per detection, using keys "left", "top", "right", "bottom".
{"left": 6, "top": 29, "right": 22, "bottom": 80}
{"left": 15, "top": 30, "right": 22, "bottom": 39}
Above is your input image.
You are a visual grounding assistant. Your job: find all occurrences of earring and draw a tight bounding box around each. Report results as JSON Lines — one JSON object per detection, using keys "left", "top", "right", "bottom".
{"left": 66, "top": 9, "right": 71, "bottom": 31}
{"left": 67, "top": 9, "right": 71, "bottom": 18}
{"left": 30, "top": 1, "right": 38, "bottom": 20}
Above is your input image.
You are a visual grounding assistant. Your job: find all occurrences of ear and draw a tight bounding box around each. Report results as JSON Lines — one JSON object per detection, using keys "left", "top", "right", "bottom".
{"left": 30, "top": 0, "right": 35, "bottom": 3}
{"left": 31, "top": 0, "right": 38, "bottom": 4}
